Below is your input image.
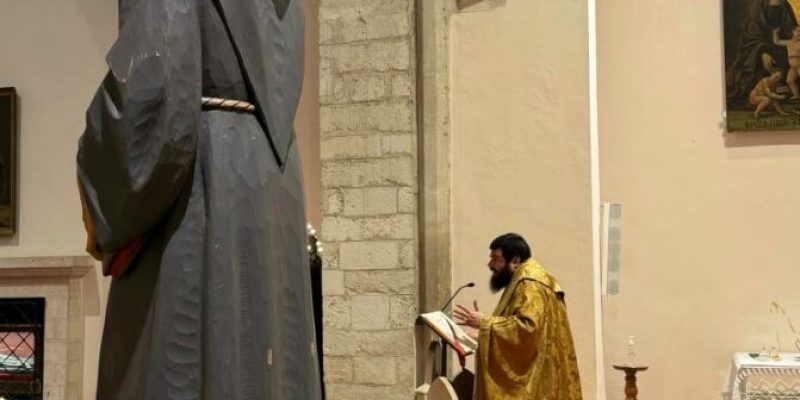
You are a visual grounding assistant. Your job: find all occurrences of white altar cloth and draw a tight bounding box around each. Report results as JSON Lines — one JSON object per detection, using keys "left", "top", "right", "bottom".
{"left": 727, "top": 352, "right": 800, "bottom": 400}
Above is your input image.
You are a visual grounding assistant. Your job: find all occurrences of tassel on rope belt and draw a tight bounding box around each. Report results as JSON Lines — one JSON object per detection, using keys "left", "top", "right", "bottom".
{"left": 201, "top": 96, "right": 256, "bottom": 113}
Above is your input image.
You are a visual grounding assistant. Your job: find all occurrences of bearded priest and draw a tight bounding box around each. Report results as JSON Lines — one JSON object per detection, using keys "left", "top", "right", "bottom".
{"left": 453, "top": 233, "right": 582, "bottom": 400}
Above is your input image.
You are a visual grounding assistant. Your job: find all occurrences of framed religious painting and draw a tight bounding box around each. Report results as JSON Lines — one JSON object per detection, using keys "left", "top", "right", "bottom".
{"left": 0, "top": 87, "right": 16, "bottom": 235}
{"left": 724, "top": 0, "right": 800, "bottom": 132}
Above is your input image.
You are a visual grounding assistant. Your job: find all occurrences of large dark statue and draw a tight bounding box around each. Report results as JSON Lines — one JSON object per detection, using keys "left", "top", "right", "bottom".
{"left": 76, "top": 0, "right": 321, "bottom": 398}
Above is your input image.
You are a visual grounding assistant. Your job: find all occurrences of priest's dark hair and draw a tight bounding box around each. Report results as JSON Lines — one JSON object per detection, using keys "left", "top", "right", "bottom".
{"left": 490, "top": 233, "right": 531, "bottom": 263}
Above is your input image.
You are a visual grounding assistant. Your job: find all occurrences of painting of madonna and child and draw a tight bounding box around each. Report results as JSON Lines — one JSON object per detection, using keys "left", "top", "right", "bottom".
{"left": 724, "top": 0, "right": 800, "bottom": 132}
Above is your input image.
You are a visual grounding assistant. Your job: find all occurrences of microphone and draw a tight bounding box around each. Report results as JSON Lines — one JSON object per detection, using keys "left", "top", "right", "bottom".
{"left": 440, "top": 282, "right": 475, "bottom": 311}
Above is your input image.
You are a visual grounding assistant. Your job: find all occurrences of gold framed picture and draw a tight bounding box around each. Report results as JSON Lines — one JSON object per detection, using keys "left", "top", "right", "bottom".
{"left": 725, "top": 0, "right": 800, "bottom": 132}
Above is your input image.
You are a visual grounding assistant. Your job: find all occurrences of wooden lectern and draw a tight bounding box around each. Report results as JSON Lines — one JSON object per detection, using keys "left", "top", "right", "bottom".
{"left": 415, "top": 313, "right": 476, "bottom": 400}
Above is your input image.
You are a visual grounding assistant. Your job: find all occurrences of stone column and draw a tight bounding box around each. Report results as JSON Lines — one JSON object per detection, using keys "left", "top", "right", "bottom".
{"left": 318, "top": 1, "right": 418, "bottom": 399}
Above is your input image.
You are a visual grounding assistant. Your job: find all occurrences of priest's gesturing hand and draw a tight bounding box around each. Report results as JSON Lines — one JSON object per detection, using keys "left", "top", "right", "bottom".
{"left": 453, "top": 301, "right": 484, "bottom": 329}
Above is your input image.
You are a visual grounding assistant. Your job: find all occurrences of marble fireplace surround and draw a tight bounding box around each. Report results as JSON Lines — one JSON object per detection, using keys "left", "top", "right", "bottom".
{"left": 0, "top": 256, "right": 93, "bottom": 400}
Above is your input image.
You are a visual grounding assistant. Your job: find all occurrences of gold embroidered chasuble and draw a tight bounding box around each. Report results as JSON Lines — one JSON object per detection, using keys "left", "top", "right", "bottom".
{"left": 475, "top": 259, "right": 582, "bottom": 399}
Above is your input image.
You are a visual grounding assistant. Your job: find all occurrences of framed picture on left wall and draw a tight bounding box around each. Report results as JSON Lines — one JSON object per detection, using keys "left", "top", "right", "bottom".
{"left": 0, "top": 87, "right": 17, "bottom": 235}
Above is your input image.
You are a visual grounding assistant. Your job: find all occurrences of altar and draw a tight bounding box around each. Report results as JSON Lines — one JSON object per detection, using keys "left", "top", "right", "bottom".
{"left": 727, "top": 352, "right": 800, "bottom": 400}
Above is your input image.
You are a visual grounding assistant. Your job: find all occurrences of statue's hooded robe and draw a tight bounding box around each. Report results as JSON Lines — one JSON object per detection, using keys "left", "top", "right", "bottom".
{"left": 77, "top": 0, "right": 321, "bottom": 398}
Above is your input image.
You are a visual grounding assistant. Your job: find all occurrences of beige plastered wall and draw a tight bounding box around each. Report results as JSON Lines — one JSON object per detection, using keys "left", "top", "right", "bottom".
{"left": 598, "top": 1, "right": 800, "bottom": 399}
{"left": 0, "top": 0, "right": 321, "bottom": 398}
{"left": 450, "top": 1, "right": 596, "bottom": 396}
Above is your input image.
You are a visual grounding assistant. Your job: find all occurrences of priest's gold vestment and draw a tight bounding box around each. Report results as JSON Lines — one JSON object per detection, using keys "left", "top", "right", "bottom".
{"left": 475, "top": 259, "right": 582, "bottom": 399}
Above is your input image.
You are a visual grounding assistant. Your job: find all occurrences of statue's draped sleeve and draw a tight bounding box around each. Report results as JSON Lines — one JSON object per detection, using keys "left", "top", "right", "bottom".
{"left": 77, "top": 0, "right": 201, "bottom": 276}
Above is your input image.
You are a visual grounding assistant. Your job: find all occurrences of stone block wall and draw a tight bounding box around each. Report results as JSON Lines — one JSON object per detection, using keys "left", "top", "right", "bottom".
{"left": 318, "top": 0, "right": 418, "bottom": 399}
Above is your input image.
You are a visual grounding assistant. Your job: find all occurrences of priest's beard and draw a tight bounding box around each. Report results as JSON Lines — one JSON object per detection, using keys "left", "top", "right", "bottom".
{"left": 490, "top": 263, "right": 514, "bottom": 293}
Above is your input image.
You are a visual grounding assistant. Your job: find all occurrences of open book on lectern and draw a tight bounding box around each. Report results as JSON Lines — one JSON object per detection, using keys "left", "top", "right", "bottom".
{"left": 418, "top": 311, "right": 478, "bottom": 355}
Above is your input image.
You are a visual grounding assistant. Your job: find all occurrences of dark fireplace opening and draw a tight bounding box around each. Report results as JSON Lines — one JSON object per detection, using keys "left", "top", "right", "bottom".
{"left": 0, "top": 298, "right": 45, "bottom": 400}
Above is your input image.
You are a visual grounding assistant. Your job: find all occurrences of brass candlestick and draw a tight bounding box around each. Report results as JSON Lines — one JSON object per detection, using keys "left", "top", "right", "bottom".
{"left": 612, "top": 364, "right": 648, "bottom": 400}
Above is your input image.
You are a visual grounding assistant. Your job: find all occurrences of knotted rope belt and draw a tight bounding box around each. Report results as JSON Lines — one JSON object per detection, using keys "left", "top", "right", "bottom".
{"left": 201, "top": 96, "right": 255, "bottom": 113}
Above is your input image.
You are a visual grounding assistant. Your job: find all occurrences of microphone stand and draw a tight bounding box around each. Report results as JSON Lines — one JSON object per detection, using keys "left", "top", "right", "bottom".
{"left": 438, "top": 282, "right": 474, "bottom": 377}
{"left": 441, "top": 282, "right": 475, "bottom": 312}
